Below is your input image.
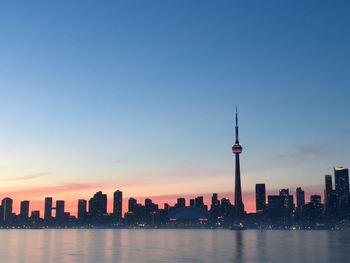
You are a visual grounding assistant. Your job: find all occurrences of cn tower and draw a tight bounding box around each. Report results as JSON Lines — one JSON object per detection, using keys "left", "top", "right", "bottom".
{"left": 232, "top": 106, "right": 245, "bottom": 217}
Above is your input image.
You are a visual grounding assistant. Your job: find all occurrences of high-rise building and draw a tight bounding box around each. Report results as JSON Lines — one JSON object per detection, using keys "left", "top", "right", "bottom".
{"left": 334, "top": 166, "right": 349, "bottom": 214}
{"left": 176, "top": 198, "right": 186, "bottom": 208}
{"left": 190, "top": 199, "right": 195, "bottom": 207}
{"left": 145, "top": 199, "right": 153, "bottom": 210}
{"left": 210, "top": 193, "right": 220, "bottom": 220}
{"left": 44, "top": 197, "right": 53, "bottom": 220}
{"left": 232, "top": 107, "right": 244, "bottom": 217}
{"left": 310, "top": 195, "right": 321, "bottom": 204}
{"left": 164, "top": 203, "right": 170, "bottom": 211}
{"left": 20, "top": 200, "right": 30, "bottom": 220}
{"left": 78, "top": 199, "right": 87, "bottom": 220}
{"left": 279, "top": 189, "right": 294, "bottom": 210}
{"left": 56, "top": 200, "right": 65, "bottom": 219}
{"left": 296, "top": 187, "right": 305, "bottom": 216}
{"left": 31, "top": 210, "right": 40, "bottom": 220}
{"left": 195, "top": 196, "right": 204, "bottom": 209}
{"left": 211, "top": 193, "right": 219, "bottom": 208}
{"left": 113, "top": 190, "right": 123, "bottom": 221}
{"left": 128, "top": 198, "right": 137, "bottom": 213}
{"left": 1, "top": 197, "right": 13, "bottom": 222}
{"left": 89, "top": 191, "right": 107, "bottom": 221}
{"left": 324, "top": 174, "right": 338, "bottom": 217}
{"left": 221, "top": 198, "right": 233, "bottom": 218}
{"left": 324, "top": 175, "right": 333, "bottom": 209}
{"left": 255, "top": 184, "right": 266, "bottom": 213}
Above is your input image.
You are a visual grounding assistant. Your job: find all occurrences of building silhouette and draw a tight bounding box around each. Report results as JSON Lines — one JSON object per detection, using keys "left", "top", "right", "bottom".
{"left": 89, "top": 191, "right": 107, "bottom": 222}
{"left": 56, "top": 200, "right": 65, "bottom": 219}
{"left": 334, "top": 166, "right": 349, "bottom": 215}
{"left": 232, "top": 107, "right": 244, "bottom": 217}
{"left": 113, "top": 190, "right": 123, "bottom": 222}
{"left": 1, "top": 197, "right": 13, "bottom": 222}
{"left": 78, "top": 199, "right": 87, "bottom": 220}
{"left": 296, "top": 187, "right": 305, "bottom": 217}
{"left": 20, "top": 200, "right": 30, "bottom": 221}
{"left": 176, "top": 198, "right": 186, "bottom": 208}
{"left": 128, "top": 198, "right": 137, "bottom": 213}
{"left": 324, "top": 175, "right": 333, "bottom": 213}
{"left": 31, "top": 210, "right": 40, "bottom": 221}
{"left": 255, "top": 184, "right": 266, "bottom": 213}
{"left": 44, "top": 197, "right": 53, "bottom": 220}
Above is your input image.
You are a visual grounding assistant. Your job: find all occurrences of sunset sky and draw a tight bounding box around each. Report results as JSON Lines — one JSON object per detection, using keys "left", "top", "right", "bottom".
{"left": 1, "top": 1, "right": 350, "bottom": 216}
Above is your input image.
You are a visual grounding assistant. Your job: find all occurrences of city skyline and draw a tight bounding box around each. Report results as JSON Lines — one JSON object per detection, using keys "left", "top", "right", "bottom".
{"left": 1, "top": 1, "right": 350, "bottom": 216}
{"left": 0, "top": 163, "right": 347, "bottom": 218}
{"left": 0, "top": 164, "right": 348, "bottom": 229}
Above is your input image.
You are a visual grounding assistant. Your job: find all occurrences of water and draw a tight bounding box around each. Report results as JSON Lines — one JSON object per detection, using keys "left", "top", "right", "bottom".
{"left": 0, "top": 229, "right": 349, "bottom": 263}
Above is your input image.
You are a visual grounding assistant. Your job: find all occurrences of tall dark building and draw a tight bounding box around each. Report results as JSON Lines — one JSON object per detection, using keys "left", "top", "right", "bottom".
{"left": 279, "top": 189, "right": 294, "bottom": 210}
{"left": 232, "top": 107, "right": 244, "bottom": 217}
{"left": 113, "top": 190, "right": 123, "bottom": 222}
{"left": 310, "top": 195, "right": 321, "bottom": 204}
{"left": 44, "top": 197, "right": 53, "bottom": 220}
{"left": 145, "top": 199, "right": 153, "bottom": 210}
{"left": 20, "top": 200, "right": 30, "bottom": 220}
{"left": 211, "top": 193, "right": 219, "bottom": 209}
{"left": 1, "top": 197, "right": 13, "bottom": 222}
{"left": 296, "top": 187, "right": 305, "bottom": 216}
{"left": 255, "top": 184, "right": 266, "bottom": 213}
{"left": 176, "top": 198, "right": 186, "bottom": 208}
{"left": 78, "top": 199, "right": 87, "bottom": 220}
{"left": 334, "top": 166, "right": 349, "bottom": 214}
{"left": 128, "top": 198, "right": 137, "bottom": 213}
{"left": 89, "top": 191, "right": 107, "bottom": 221}
{"left": 164, "top": 203, "right": 170, "bottom": 211}
{"left": 190, "top": 199, "right": 195, "bottom": 207}
{"left": 31, "top": 210, "right": 40, "bottom": 220}
{"left": 195, "top": 196, "right": 204, "bottom": 209}
{"left": 56, "top": 200, "right": 65, "bottom": 219}
{"left": 324, "top": 175, "right": 333, "bottom": 204}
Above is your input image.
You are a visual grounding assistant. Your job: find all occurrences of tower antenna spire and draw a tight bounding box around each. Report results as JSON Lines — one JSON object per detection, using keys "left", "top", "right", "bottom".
{"left": 235, "top": 105, "right": 239, "bottom": 144}
{"left": 235, "top": 105, "right": 238, "bottom": 126}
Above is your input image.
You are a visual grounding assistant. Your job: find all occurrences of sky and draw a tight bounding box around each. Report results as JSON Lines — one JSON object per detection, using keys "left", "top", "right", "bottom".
{"left": 0, "top": 1, "right": 350, "bottom": 216}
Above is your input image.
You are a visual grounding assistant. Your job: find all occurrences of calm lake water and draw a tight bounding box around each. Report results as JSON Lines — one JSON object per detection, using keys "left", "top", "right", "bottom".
{"left": 0, "top": 229, "right": 349, "bottom": 263}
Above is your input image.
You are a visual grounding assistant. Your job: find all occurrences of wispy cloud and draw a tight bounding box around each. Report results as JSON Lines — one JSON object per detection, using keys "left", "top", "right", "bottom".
{"left": 296, "top": 143, "right": 324, "bottom": 156}
{"left": 276, "top": 143, "right": 325, "bottom": 160}
{"left": 0, "top": 172, "right": 51, "bottom": 182}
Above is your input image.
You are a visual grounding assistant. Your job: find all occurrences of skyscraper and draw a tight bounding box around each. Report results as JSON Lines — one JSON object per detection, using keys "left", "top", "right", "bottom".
{"left": 195, "top": 196, "right": 204, "bottom": 209}
{"left": 78, "top": 199, "right": 87, "bottom": 220}
{"left": 56, "top": 200, "right": 65, "bottom": 219}
{"left": 1, "top": 197, "right": 13, "bottom": 222}
{"left": 324, "top": 174, "right": 334, "bottom": 215}
{"left": 211, "top": 193, "right": 219, "bottom": 208}
{"left": 334, "top": 166, "right": 349, "bottom": 214}
{"left": 89, "top": 191, "right": 107, "bottom": 221}
{"left": 176, "top": 198, "right": 186, "bottom": 208}
{"left": 296, "top": 187, "right": 305, "bottom": 216}
{"left": 44, "top": 197, "right": 53, "bottom": 220}
{"left": 232, "top": 107, "right": 244, "bottom": 217}
{"left": 20, "top": 200, "right": 30, "bottom": 220}
{"left": 255, "top": 184, "right": 266, "bottom": 213}
{"left": 113, "top": 190, "right": 123, "bottom": 222}
{"left": 128, "top": 198, "right": 137, "bottom": 213}
{"left": 324, "top": 175, "right": 333, "bottom": 203}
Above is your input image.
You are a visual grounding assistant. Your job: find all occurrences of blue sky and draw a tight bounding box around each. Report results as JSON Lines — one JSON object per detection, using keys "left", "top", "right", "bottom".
{"left": 0, "top": 1, "right": 349, "bottom": 211}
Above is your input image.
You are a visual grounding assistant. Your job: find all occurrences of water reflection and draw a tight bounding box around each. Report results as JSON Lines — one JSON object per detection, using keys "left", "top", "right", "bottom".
{"left": 0, "top": 230, "right": 350, "bottom": 263}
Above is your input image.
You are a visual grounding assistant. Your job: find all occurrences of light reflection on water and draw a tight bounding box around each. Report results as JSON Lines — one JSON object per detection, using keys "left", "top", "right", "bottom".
{"left": 0, "top": 229, "right": 349, "bottom": 263}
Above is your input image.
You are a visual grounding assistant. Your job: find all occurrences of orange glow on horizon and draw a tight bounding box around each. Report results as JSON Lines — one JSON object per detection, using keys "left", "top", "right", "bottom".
{"left": 2, "top": 184, "right": 324, "bottom": 217}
